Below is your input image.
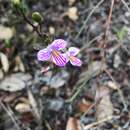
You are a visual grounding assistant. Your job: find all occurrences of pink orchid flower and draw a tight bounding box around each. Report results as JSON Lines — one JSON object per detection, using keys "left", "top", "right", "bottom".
{"left": 65, "top": 47, "right": 82, "bottom": 66}
{"left": 37, "top": 39, "right": 68, "bottom": 67}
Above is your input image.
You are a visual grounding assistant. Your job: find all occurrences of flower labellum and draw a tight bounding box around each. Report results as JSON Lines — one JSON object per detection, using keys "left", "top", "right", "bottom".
{"left": 37, "top": 39, "right": 68, "bottom": 67}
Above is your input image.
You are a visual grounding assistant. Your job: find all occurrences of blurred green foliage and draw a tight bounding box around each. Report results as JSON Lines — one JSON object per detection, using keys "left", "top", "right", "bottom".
{"left": 115, "top": 26, "right": 128, "bottom": 41}
{"left": 12, "top": 0, "right": 28, "bottom": 13}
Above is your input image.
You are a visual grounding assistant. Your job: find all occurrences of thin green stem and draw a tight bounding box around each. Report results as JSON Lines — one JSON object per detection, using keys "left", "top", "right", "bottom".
{"left": 66, "top": 81, "right": 88, "bottom": 103}
{"left": 19, "top": 9, "right": 48, "bottom": 39}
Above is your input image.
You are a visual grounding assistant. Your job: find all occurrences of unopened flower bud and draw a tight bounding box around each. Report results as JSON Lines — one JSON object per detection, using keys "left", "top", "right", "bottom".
{"left": 12, "top": 0, "right": 21, "bottom": 9}
{"left": 32, "top": 12, "right": 43, "bottom": 23}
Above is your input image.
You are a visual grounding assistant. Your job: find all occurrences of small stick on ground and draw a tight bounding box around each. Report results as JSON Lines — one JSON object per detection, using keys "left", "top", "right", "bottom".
{"left": 104, "top": 69, "right": 128, "bottom": 111}
{"left": 45, "top": 120, "right": 52, "bottom": 130}
{"left": 104, "top": 0, "right": 115, "bottom": 42}
{"left": 0, "top": 101, "right": 20, "bottom": 130}
{"left": 80, "top": 103, "right": 96, "bottom": 121}
{"left": 101, "top": 0, "right": 115, "bottom": 81}
{"left": 80, "top": 33, "right": 104, "bottom": 52}
{"left": 83, "top": 116, "right": 113, "bottom": 130}
{"left": 75, "top": 0, "right": 104, "bottom": 39}
{"left": 120, "top": 0, "right": 130, "bottom": 13}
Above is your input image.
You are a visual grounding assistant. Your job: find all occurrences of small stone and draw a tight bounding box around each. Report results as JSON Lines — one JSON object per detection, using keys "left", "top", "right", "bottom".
{"left": 49, "top": 26, "right": 55, "bottom": 35}
{"left": 114, "top": 54, "right": 121, "bottom": 68}
{"left": 48, "top": 99, "right": 64, "bottom": 111}
{"left": 0, "top": 73, "right": 32, "bottom": 92}
{"left": 67, "top": 7, "right": 78, "bottom": 21}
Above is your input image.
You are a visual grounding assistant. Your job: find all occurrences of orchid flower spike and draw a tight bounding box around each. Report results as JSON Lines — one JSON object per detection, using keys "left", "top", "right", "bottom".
{"left": 37, "top": 39, "right": 68, "bottom": 67}
{"left": 66, "top": 47, "right": 82, "bottom": 66}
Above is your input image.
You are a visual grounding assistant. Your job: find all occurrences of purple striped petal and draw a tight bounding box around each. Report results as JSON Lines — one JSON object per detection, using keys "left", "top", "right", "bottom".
{"left": 51, "top": 50, "right": 67, "bottom": 67}
{"left": 63, "top": 53, "right": 69, "bottom": 63}
{"left": 50, "top": 39, "right": 68, "bottom": 50}
{"left": 68, "top": 47, "right": 80, "bottom": 56}
{"left": 69, "top": 56, "right": 82, "bottom": 66}
{"left": 37, "top": 48, "right": 51, "bottom": 61}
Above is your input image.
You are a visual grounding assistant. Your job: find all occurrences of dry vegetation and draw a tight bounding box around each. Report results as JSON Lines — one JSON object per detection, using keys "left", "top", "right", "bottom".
{"left": 0, "top": 0, "right": 130, "bottom": 130}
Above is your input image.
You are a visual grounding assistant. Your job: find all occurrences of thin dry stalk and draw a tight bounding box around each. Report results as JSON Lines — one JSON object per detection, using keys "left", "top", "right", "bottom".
{"left": 120, "top": 0, "right": 130, "bottom": 13}
{"left": 80, "top": 33, "right": 104, "bottom": 52}
{"left": 75, "top": 0, "right": 104, "bottom": 39}
{"left": 104, "top": 0, "right": 115, "bottom": 41}
{"left": 83, "top": 116, "right": 113, "bottom": 130}
{"left": 105, "top": 69, "right": 127, "bottom": 111}
{"left": 0, "top": 101, "right": 20, "bottom": 130}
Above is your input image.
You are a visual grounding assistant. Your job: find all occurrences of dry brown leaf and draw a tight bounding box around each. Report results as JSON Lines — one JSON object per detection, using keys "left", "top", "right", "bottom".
{"left": 14, "top": 56, "right": 25, "bottom": 72}
{"left": 17, "top": 97, "right": 30, "bottom": 104}
{"left": 40, "top": 86, "right": 49, "bottom": 95}
{"left": 128, "top": 112, "right": 130, "bottom": 118}
{"left": 15, "top": 103, "right": 31, "bottom": 113}
{"left": 68, "top": 0, "right": 76, "bottom": 6}
{"left": 0, "top": 52, "right": 9, "bottom": 73}
{"left": 77, "top": 100, "right": 92, "bottom": 113}
{"left": 19, "top": 112, "right": 34, "bottom": 123}
{"left": 66, "top": 117, "right": 82, "bottom": 130}
{"left": 95, "top": 87, "right": 110, "bottom": 101}
{"left": 95, "top": 87, "right": 113, "bottom": 121}
{"left": 3, "top": 93, "right": 17, "bottom": 103}
{"left": 0, "top": 69, "right": 4, "bottom": 80}
{"left": 28, "top": 89, "right": 40, "bottom": 120}
{"left": 67, "top": 7, "right": 78, "bottom": 21}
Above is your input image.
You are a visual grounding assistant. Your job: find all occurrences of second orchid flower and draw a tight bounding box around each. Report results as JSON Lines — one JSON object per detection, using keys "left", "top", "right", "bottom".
{"left": 37, "top": 39, "right": 82, "bottom": 67}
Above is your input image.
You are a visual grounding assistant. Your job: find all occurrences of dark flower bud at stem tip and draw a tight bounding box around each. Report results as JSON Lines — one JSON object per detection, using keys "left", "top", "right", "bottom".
{"left": 32, "top": 12, "right": 43, "bottom": 23}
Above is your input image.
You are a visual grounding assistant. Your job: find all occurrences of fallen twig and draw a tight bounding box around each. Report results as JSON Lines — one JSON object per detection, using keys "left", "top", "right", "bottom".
{"left": 0, "top": 101, "right": 20, "bottom": 130}
{"left": 105, "top": 69, "right": 128, "bottom": 111}
{"left": 104, "top": 0, "right": 115, "bottom": 42}
{"left": 120, "top": 0, "right": 130, "bottom": 13}
{"left": 75, "top": 0, "right": 104, "bottom": 39}
{"left": 80, "top": 33, "right": 104, "bottom": 52}
{"left": 83, "top": 116, "right": 113, "bottom": 130}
